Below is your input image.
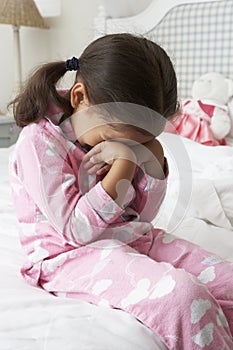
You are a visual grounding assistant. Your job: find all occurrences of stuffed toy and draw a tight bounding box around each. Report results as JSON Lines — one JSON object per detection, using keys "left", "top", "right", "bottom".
{"left": 165, "top": 72, "right": 233, "bottom": 146}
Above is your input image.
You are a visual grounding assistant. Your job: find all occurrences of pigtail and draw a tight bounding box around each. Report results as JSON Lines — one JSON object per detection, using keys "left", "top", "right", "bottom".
{"left": 8, "top": 61, "right": 73, "bottom": 127}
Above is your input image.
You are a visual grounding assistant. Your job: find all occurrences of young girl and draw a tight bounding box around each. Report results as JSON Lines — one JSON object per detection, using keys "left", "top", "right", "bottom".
{"left": 9, "top": 34, "right": 233, "bottom": 349}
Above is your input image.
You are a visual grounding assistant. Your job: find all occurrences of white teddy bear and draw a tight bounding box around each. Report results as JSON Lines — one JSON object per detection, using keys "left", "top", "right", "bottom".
{"left": 166, "top": 72, "right": 233, "bottom": 146}
{"left": 192, "top": 72, "right": 233, "bottom": 142}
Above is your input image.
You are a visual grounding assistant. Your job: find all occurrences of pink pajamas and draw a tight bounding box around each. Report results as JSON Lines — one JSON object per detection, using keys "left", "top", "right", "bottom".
{"left": 10, "top": 112, "right": 233, "bottom": 349}
{"left": 41, "top": 234, "right": 233, "bottom": 349}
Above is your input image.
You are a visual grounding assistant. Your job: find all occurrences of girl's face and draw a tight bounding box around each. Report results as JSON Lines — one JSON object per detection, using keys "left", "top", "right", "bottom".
{"left": 71, "top": 108, "right": 154, "bottom": 150}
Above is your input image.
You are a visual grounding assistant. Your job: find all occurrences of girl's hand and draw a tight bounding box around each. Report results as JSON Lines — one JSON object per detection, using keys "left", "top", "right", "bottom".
{"left": 82, "top": 141, "right": 136, "bottom": 175}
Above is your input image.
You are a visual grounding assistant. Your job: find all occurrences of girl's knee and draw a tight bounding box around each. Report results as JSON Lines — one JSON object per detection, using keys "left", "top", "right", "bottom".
{"left": 173, "top": 269, "right": 212, "bottom": 306}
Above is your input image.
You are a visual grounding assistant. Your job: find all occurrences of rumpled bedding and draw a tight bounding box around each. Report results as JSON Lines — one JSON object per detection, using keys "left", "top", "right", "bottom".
{"left": 155, "top": 132, "right": 233, "bottom": 262}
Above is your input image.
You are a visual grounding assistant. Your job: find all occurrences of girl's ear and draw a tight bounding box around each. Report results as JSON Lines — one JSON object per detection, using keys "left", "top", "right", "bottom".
{"left": 70, "top": 82, "right": 89, "bottom": 109}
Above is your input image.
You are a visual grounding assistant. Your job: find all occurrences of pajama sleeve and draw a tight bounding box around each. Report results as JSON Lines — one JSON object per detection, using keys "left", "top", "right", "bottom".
{"left": 15, "top": 125, "right": 131, "bottom": 246}
{"left": 131, "top": 158, "right": 168, "bottom": 223}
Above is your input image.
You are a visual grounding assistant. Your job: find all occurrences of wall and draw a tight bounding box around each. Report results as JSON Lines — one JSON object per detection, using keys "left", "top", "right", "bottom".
{"left": 47, "top": 0, "right": 98, "bottom": 60}
{"left": 0, "top": 0, "right": 99, "bottom": 113}
{"left": 47, "top": 0, "right": 99, "bottom": 89}
{"left": 0, "top": 24, "right": 50, "bottom": 113}
{"left": 101, "top": 0, "right": 152, "bottom": 18}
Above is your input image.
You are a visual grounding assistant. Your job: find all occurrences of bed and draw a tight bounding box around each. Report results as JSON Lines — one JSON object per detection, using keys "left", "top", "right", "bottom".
{"left": 1, "top": 0, "right": 233, "bottom": 349}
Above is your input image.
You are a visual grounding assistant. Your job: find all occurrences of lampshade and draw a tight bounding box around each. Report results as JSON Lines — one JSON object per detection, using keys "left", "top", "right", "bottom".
{"left": 0, "top": 0, "right": 48, "bottom": 28}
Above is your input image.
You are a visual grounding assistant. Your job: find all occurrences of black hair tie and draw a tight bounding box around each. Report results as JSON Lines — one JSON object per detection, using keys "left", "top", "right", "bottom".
{"left": 65, "top": 57, "right": 79, "bottom": 71}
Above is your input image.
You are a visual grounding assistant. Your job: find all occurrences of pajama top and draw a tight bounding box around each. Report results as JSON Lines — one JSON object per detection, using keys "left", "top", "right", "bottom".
{"left": 9, "top": 110, "right": 168, "bottom": 287}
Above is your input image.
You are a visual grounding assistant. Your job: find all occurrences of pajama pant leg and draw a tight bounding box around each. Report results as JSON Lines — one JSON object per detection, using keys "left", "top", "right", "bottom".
{"left": 40, "top": 239, "right": 233, "bottom": 350}
{"left": 147, "top": 230, "right": 233, "bottom": 338}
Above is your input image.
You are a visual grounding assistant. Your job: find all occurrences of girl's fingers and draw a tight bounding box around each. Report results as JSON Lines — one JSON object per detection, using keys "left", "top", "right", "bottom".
{"left": 83, "top": 151, "right": 113, "bottom": 168}
{"left": 82, "top": 143, "right": 103, "bottom": 162}
{"left": 96, "top": 164, "right": 111, "bottom": 176}
{"left": 83, "top": 155, "right": 103, "bottom": 170}
{"left": 83, "top": 159, "right": 95, "bottom": 170}
{"left": 86, "top": 162, "right": 105, "bottom": 174}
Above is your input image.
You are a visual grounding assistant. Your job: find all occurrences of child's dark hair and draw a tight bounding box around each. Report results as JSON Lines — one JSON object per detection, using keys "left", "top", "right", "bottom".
{"left": 9, "top": 33, "right": 179, "bottom": 128}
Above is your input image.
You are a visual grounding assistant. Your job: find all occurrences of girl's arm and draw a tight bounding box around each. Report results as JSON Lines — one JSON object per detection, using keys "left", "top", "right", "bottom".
{"left": 82, "top": 141, "right": 137, "bottom": 207}
{"left": 101, "top": 159, "right": 136, "bottom": 206}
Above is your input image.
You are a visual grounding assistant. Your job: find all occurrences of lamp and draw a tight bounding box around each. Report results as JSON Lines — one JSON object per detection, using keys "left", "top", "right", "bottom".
{"left": 0, "top": 0, "right": 48, "bottom": 92}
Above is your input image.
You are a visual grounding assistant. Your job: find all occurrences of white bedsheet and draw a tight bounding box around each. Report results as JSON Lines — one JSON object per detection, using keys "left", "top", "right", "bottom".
{"left": 156, "top": 132, "right": 233, "bottom": 262}
{"left": 1, "top": 132, "right": 233, "bottom": 349}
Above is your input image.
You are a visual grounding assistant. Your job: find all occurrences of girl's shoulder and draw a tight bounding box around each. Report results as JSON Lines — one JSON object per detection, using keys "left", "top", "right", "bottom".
{"left": 19, "top": 118, "right": 52, "bottom": 136}
{"left": 16, "top": 118, "right": 62, "bottom": 151}
{"left": 16, "top": 117, "right": 78, "bottom": 157}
